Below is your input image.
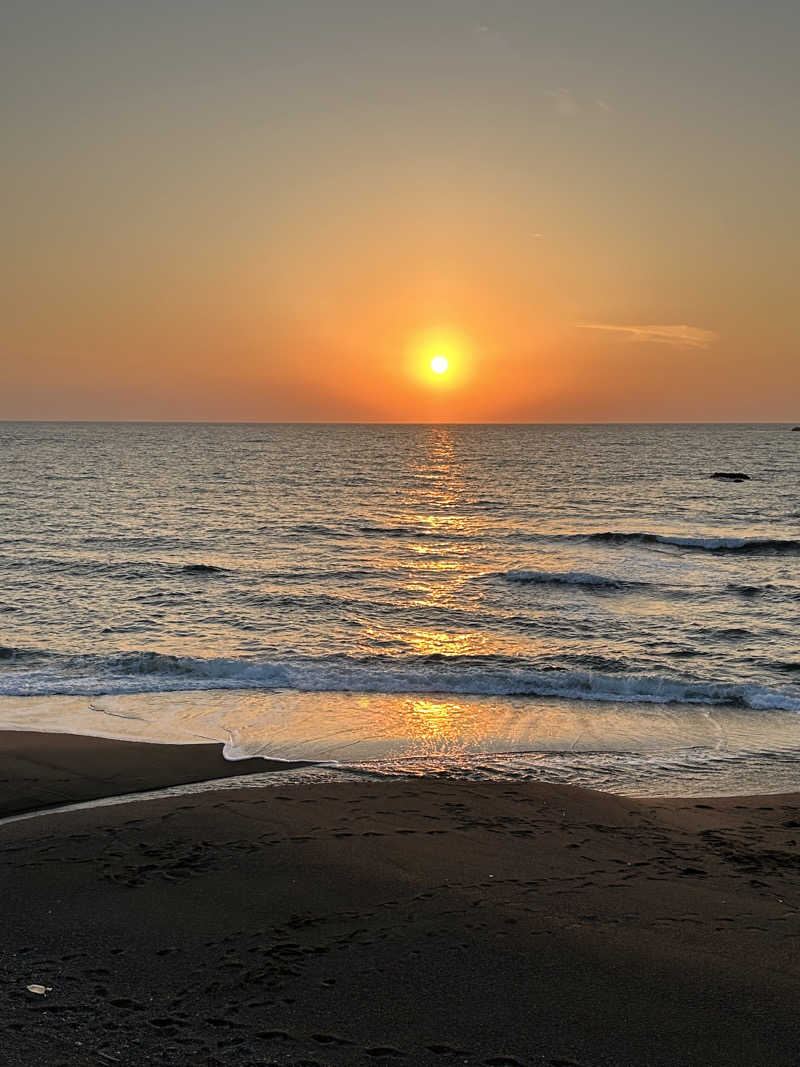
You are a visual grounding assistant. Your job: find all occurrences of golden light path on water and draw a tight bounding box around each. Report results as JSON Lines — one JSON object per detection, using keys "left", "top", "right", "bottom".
{"left": 392, "top": 426, "right": 498, "bottom": 656}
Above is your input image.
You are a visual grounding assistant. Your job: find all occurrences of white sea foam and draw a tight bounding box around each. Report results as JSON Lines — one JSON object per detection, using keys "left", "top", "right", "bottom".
{"left": 1, "top": 651, "right": 799, "bottom": 711}
{"left": 578, "top": 531, "right": 800, "bottom": 553}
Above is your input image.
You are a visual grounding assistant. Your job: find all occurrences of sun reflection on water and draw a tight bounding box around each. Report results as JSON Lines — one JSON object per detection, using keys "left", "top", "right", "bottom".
{"left": 398, "top": 696, "right": 485, "bottom": 756}
{"left": 353, "top": 426, "right": 510, "bottom": 658}
{"left": 403, "top": 629, "right": 493, "bottom": 657}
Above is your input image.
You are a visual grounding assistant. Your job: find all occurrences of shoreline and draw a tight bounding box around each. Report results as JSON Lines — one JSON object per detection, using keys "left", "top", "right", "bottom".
{"left": 2, "top": 729, "right": 800, "bottom": 1064}
{"left": 5, "top": 688, "right": 800, "bottom": 801}
{"left": 2, "top": 727, "right": 800, "bottom": 820}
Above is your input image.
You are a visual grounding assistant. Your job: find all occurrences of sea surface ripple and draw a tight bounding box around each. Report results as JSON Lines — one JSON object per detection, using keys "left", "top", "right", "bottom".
{"left": 1, "top": 422, "right": 798, "bottom": 794}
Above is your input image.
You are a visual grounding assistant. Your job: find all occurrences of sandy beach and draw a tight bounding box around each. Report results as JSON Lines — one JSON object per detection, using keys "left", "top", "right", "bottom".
{"left": 1, "top": 732, "right": 799, "bottom": 1065}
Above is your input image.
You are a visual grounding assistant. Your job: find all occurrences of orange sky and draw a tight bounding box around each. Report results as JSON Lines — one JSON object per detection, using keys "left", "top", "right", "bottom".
{"left": 2, "top": 2, "right": 799, "bottom": 421}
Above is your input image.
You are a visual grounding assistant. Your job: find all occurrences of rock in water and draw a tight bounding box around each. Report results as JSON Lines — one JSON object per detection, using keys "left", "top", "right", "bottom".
{"left": 709, "top": 472, "right": 751, "bottom": 481}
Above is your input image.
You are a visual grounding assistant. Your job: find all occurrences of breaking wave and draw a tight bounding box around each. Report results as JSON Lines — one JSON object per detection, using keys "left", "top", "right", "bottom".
{"left": 1, "top": 650, "right": 799, "bottom": 711}
{"left": 574, "top": 532, "right": 800, "bottom": 553}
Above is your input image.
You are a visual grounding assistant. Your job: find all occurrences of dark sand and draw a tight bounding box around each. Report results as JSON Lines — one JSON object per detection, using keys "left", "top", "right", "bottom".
{"left": 1, "top": 732, "right": 800, "bottom": 1066}
{"left": 0, "top": 729, "right": 303, "bottom": 818}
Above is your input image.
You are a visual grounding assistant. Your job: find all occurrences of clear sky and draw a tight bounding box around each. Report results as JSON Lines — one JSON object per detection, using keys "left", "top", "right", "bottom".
{"left": 2, "top": 0, "right": 798, "bottom": 421}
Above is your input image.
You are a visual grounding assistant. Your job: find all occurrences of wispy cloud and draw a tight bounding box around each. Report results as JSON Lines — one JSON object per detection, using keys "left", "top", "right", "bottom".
{"left": 545, "top": 88, "right": 579, "bottom": 117}
{"left": 576, "top": 323, "right": 718, "bottom": 350}
{"left": 544, "top": 90, "right": 612, "bottom": 118}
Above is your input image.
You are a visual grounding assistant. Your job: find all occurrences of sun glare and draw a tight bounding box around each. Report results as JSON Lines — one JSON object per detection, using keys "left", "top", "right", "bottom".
{"left": 409, "top": 327, "right": 471, "bottom": 392}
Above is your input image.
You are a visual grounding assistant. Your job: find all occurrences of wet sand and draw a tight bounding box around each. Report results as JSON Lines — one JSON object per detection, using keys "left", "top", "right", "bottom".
{"left": 0, "top": 729, "right": 302, "bottom": 818}
{"left": 1, "top": 731, "right": 800, "bottom": 1065}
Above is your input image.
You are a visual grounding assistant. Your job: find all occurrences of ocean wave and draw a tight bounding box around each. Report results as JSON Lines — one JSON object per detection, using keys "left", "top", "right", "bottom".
{"left": 1, "top": 650, "right": 799, "bottom": 711}
{"left": 579, "top": 532, "right": 800, "bottom": 553}
{"left": 495, "top": 569, "right": 647, "bottom": 591}
{"left": 725, "top": 582, "right": 800, "bottom": 602}
{"left": 549, "top": 654, "right": 630, "bottom": 673}
{"left": 82, "top": 534, "right": 181, "bottom": 548}
{"left": 0, "top": 556, "right": 231, "bottom": 580}
{"left": 283, "top": 521, "right": 479, "bottom": 542}
{"left": 285, "top": 523, "right": 344, "bottom": 538}
{"left": 358, "top": 524, "right": 428, "bottom": 538}
{"left": 258, "top": 567, "right": 387, "bottom": 582}
{"left": 242, "top": 591, "right": 366, "bottom": 611}
{"left": 0, "top": 645, "right": 45, "bottom": 662}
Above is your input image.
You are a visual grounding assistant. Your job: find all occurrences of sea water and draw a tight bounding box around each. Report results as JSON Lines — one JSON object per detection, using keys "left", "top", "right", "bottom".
{"left": 1, "top": 422, "right": 798, "bottom": 795}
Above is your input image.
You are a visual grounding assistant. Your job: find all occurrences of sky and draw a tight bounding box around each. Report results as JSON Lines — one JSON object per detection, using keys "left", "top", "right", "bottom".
{"left": 2, "top": 0, "right": 799, "bottom": 422}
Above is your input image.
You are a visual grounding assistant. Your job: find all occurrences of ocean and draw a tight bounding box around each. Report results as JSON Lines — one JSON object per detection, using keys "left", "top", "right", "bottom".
{"left": 1, "top": 422, "right": 798, "bottom": 796}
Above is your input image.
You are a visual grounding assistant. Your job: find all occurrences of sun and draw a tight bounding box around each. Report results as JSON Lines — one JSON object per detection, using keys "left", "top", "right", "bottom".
{"left": 409, "top": 327, "right": 470, "bottom": 387}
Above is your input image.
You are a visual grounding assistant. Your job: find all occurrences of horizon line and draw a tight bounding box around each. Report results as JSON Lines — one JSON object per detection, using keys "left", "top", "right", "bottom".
{"left": 0, "top": 419, "right": 797, "bottom": 427}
